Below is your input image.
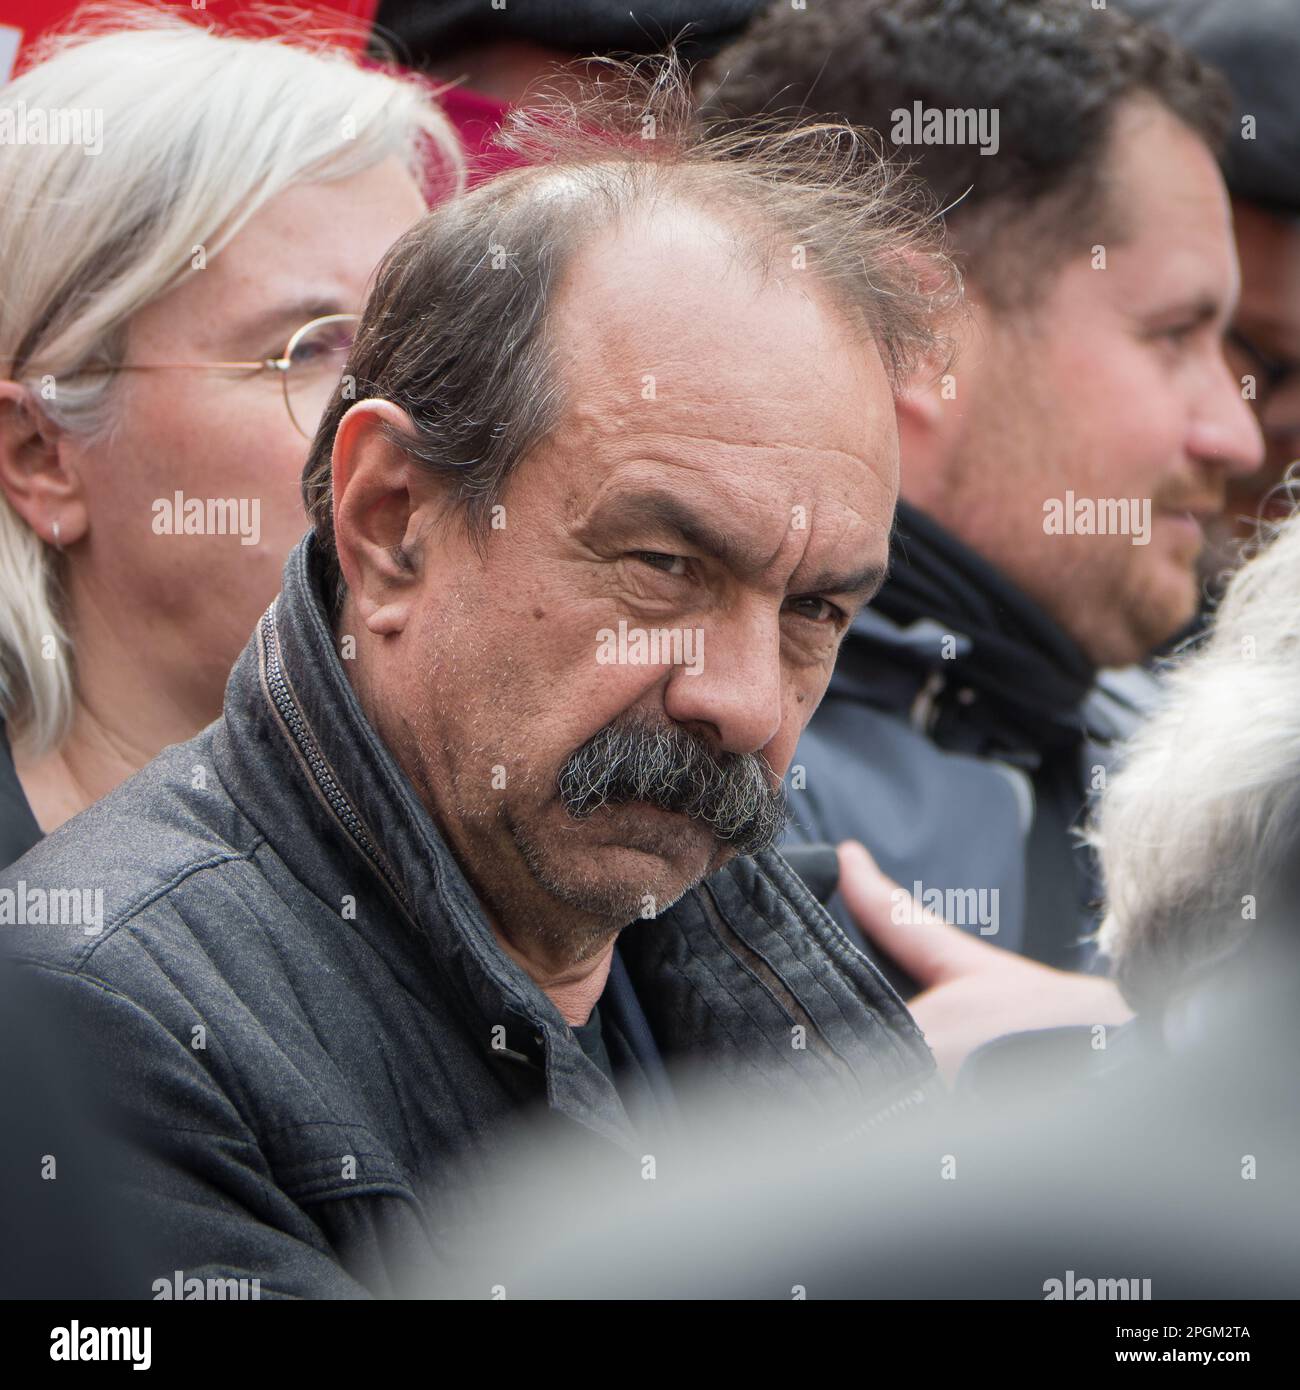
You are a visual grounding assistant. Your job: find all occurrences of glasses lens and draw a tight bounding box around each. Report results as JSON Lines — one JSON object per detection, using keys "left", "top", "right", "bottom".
{"left": 284, "top": 317, "right": 357, "bottom": 439}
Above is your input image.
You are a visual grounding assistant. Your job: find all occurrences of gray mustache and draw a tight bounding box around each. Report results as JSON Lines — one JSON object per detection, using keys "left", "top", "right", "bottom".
{"left": 557, "top": 717, "right": 788, "bottom": 857}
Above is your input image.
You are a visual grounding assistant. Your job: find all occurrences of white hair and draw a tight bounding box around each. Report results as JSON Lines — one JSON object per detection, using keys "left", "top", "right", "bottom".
{"left": 1091, "top": 493, "right": 1300, "bottom": 1011}
{"left": 0, "top": 5, "right": 463, "bottom": 756}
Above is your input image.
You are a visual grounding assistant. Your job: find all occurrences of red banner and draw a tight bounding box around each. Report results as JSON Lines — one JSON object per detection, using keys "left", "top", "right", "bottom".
{"left": 0, "top": 1, "right": 379, "bottom": 81}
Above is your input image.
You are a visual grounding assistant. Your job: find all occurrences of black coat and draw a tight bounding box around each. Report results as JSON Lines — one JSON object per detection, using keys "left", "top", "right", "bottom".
{"left": 0, "top": 534, "right": 935, "bottom": 1297}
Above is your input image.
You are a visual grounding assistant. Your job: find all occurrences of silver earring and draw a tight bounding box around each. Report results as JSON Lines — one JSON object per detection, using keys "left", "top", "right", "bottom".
{"left": 51, "top": 519, "right": 62, "bottom": 551}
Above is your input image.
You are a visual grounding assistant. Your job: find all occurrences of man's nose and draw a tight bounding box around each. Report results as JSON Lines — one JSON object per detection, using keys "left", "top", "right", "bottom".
{"left": 1192, "top": 352, "right": 1266, "bottom": 479}
{"left": 660, "top": 610, "right": 784, "bottom": 757}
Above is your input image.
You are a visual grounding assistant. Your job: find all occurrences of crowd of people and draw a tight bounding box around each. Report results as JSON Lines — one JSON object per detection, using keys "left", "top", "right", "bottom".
{"left": 0, "top": 0, "right": 1297, "bottom": 1302}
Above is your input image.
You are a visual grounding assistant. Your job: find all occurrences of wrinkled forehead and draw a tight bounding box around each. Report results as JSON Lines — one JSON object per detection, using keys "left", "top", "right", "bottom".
{"left": 545, "top": 198, "right": 894, "bottom": 441}
{"left": 481, "top": 180, "right": 902, "bottom": 548}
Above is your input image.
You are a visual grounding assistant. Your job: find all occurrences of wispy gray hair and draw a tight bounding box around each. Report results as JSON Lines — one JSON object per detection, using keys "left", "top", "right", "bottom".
{"left": 1091, "top": 489, "right": 1300, "bottom": 1011}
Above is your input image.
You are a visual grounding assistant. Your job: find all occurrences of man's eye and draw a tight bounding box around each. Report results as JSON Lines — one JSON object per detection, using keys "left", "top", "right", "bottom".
{"left": 785, "top": 595, "right": 841, "bottom": 624}
{"left": 635, "top": 552, "right": 689, "bottom": 577}
{"left": 1157, "top": 322, "right": 1199, "bottom": 347}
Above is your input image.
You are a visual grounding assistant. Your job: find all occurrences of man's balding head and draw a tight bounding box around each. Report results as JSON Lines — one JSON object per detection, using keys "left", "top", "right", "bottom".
{"left": 304, "top": 57, "right": 954, "bottom": 602}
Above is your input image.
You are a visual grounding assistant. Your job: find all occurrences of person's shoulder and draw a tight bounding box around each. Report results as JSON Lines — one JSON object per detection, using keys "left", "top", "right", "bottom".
{"left": 799, "top": 698, "right": 1026, "bottom": 822}
{"left": 0, "top": 731, "right": 263, "bottom": 975}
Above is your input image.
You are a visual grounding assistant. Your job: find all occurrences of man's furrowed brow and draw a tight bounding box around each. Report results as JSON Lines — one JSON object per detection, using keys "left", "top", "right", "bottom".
{"left": 582, "top": 488, "right": 766, "bottom": 572}
{"left": 797, "top": 559, "right": 890, "bottom": 604}
{"left": 582, "top": 486, "right": 890, "bottom": 601}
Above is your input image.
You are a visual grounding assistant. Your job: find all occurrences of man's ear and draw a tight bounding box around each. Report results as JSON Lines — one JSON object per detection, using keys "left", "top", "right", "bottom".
{"left": 895, "top": 369, "right": 948, "bottom": 435}
{"left": 894, "top": 295, "right": 984, "bottom": 451}
{"left": 331, "top": 398, "right": 441, "bottom": 637}
{"left": 0, "top": 383, "right": 88, "bottom": 547}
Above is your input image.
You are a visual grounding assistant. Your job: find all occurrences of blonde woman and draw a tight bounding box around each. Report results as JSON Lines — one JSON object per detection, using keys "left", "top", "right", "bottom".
{"left": 0, "top": 8, "right": 461, "bottom": 863}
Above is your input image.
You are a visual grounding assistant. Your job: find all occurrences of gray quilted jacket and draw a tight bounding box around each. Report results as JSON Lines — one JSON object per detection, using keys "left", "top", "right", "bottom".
{"left": 0, "top": 534, "right": 935, "bottom": 1297}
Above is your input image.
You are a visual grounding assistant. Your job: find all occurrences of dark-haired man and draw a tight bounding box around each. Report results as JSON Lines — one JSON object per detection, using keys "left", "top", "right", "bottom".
{"left": 709, "top": 1, "right": 1263, "bottom": 1020}
{"left": 1117, "top": 0, "right": 1300, "bottom": 574}
{"left": 1, "top": 70, "right": 947, "bottom": 1294}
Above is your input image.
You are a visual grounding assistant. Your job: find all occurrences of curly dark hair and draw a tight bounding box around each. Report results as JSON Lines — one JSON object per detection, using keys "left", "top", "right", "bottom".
{"left": 704, "top": 0, "right": 1232, "bottom": 307}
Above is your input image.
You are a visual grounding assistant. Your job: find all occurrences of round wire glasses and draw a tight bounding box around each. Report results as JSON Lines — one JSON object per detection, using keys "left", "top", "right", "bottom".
{"left": 24, "top": 313, "right": 360, "bottom": 441}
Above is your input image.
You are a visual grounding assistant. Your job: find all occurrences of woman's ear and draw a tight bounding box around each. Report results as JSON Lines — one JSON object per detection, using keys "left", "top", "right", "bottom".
{"left": 0, "top": 383, "right": 89, "bottom": 546}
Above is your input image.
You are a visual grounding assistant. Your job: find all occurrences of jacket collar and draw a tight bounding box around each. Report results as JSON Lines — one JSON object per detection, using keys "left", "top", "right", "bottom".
{"left": 833, "top": 502, "right": 1097, "bottom": 757}
{"left": 216, "top": 534, "right": 936, "bottom": 1146}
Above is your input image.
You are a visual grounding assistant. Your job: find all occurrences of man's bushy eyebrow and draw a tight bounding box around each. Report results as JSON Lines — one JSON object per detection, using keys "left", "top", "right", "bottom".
{"left": 1150, "top": 297, "right": 1223, "bottom": 326}
{"left": 1134, "top": 281, "right": 1234, "bottom": 330}
{"left": 798, "top": 560, "right": 889, "bottom": 600}
{"left": 583, "top": 486, "right": 888, "bottom": 597}
{"left": 583, "top": 488, "right": 764, "bottom": 571}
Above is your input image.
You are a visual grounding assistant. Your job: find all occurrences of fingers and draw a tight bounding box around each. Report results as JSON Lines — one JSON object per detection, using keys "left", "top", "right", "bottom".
{"left": 836, "top": 840, "right": 1006, "bottom": 986}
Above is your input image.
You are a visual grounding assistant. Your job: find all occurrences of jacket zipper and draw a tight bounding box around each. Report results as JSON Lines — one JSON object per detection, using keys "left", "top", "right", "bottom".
{"left": 258, "top": 606, "right": 414, "bottom": 921}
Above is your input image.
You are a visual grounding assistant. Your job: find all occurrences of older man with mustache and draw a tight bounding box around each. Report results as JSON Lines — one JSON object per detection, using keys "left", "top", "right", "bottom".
{"left": 1, "top": 64, "right": 951, "bottom": 1295}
